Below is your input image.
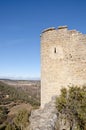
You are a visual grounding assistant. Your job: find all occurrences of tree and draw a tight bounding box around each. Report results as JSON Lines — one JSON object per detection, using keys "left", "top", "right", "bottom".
{"left": 14, "top": 109, "right": 30, "bottom": 130}
{"left": 56, "top": 86, "right": 86, "bottom": 130}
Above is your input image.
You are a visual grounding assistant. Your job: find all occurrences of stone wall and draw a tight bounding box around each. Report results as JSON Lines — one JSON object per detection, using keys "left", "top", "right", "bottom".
{"left": 28, "top": 97, "right": 58, "bottom": 130}
{"left": 41, "top": 26, "right": 86, "bottom": 107}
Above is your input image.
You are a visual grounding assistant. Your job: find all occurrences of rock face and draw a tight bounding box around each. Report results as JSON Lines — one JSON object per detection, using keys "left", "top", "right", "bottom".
{"left": 28, "top": 97, "right": 58, "bottom": 130}
{"left": 41, "top": 26, "right": 86, "bottom": 107}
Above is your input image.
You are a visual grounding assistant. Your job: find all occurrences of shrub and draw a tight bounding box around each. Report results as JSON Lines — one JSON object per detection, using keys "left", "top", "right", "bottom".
{"left": 14, "top": 109, "right": 30, "bottom": 130}
{"left": 56, "top": 86, "right": 86, "bottom": 130}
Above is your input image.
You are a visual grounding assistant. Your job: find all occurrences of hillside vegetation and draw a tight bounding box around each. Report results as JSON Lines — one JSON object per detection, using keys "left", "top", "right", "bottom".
{"left": 0, "top": 80, "right": 40, "bottom": 106}
{"left": 0, "top": 80, "right": 40, "bottom": 130}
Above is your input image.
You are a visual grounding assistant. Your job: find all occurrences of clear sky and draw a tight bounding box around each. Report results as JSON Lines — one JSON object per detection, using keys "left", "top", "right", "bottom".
{"left": 0, "top": 0, "right": 86, "bottom": 79}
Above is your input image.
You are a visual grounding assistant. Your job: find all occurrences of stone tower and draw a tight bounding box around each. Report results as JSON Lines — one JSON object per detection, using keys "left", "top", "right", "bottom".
{"left": 41, "top": 26, "right": 86, "bottom": 108}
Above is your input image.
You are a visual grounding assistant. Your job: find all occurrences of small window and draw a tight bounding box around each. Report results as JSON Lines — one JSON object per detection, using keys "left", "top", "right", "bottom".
{"left": 54, "top": 48, "right": 56, "bottom": 53}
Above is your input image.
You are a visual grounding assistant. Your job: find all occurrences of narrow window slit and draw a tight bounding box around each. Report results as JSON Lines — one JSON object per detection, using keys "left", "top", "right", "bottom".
{"left": 54, "top": 48, "right": 56, "bottom": 53}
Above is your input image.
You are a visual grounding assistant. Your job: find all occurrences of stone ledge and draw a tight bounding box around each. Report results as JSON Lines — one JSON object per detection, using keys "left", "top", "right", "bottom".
{"left": 42, "top": 27, "right": 56, "bottom": 33}
{"left": 58, "top": 25, "right": 68, "bottom": 29}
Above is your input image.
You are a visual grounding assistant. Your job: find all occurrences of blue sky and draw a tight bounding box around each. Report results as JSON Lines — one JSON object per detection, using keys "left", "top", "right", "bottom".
{"left": 0, "top": 0, "right": 86, "bottom": 79}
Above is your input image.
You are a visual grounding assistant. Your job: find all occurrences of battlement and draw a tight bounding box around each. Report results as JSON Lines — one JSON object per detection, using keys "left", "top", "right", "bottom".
{"left": 41, "top": 25, "right": 68, "bottom": 34}
{"left": 41, "top": 26, "right": 85, "bottom": 34}
{"left": 41, "top": 26, "right": 86, "bottom": 40}
{"left": 41, "top": 26, "right": 68, "bottom": 34}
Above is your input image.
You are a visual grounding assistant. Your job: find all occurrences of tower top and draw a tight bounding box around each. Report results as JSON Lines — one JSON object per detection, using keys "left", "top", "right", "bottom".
{"left": 41, "top": 25, "right": 68, "bottom": 34}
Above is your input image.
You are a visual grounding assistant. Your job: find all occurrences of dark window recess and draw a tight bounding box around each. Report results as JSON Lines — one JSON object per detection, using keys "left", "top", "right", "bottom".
{"left": 54, "top": 48, "right": 56, "bottom": 53}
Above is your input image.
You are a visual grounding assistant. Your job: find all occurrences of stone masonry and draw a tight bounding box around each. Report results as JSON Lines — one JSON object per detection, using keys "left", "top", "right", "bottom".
{"left": 28, "top": 97, "right": 58, "bottom": 130}
{"left": 41, "top": 26, "right": 86, "bottom": 108}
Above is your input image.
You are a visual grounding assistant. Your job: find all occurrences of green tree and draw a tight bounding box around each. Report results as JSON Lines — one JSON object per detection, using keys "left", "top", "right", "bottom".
{"left": 56, "top": 86, "right": 86, "bottom": 130}
{"left": 14, "top": 109, "right": 30, "bottom": 130}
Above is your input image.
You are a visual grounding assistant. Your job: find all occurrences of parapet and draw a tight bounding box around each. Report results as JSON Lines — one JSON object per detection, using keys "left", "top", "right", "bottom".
{"left": 41, "top": 25, "right": 85, "bottom": 38}
{"left": 41, "top": 26, "right": 68, "bottom": 34}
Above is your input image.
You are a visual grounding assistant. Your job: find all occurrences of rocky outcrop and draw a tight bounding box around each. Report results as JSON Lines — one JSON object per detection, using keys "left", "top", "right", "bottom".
{"left": 28, "top": 97, "right": 58, "bottom": 130}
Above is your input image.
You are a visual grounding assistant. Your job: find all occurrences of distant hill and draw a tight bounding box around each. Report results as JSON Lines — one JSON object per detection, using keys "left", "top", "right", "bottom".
{"left": 0, "top": 80, "right": 40, "bottom": 129}
{"left": 0, "top": 80, "right": 40, "bottom": 106}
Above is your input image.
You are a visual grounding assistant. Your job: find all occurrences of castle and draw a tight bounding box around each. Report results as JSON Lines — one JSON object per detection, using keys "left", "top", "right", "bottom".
{"left": 41, "top": 26, "right": 86, "bottom": 108}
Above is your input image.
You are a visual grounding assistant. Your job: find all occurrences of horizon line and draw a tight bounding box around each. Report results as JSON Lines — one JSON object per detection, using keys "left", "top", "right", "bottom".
{"left": 0, "top": 76, "right": 40, "bottom": 80}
